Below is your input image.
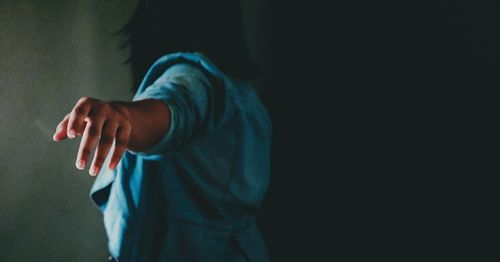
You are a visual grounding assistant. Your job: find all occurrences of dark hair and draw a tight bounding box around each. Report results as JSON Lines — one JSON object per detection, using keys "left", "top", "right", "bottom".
{"left": 122, "top": 0, "right": 258, "bottom": 92}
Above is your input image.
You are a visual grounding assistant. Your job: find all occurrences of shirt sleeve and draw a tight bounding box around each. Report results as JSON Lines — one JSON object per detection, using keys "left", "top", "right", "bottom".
{"left": 128, "top": 63, "right": 213, "bottom": 157}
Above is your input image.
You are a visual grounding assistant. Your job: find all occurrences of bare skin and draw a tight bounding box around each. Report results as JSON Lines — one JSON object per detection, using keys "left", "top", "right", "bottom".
{"left": 53, "top": 96, "right": 170, "bottom": 176}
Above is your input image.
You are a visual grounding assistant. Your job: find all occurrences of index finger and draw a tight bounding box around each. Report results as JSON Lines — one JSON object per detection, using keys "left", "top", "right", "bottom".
{"left": 67, "top": 97, "right": 93, "bottom": 139}
{"left": 53, "top": 114, "right": 70, "bottom": 141}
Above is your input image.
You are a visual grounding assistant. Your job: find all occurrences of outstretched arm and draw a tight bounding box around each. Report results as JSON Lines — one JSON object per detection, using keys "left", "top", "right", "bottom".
{"left": 53, "top": 96, "right": 171, "bottom": 176}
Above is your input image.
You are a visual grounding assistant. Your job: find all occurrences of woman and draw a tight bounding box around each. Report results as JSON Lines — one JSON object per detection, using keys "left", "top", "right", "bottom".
{"left": 52, "top": 0, "right": 272, "bottom": 261}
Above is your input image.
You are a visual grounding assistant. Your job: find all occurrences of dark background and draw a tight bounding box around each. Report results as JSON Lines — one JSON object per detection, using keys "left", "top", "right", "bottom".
{"left": 0, "top": 0, "right": 495, "bottom": 261}
{"left": 260, "top": 1, "right": 495, "bottom": 261}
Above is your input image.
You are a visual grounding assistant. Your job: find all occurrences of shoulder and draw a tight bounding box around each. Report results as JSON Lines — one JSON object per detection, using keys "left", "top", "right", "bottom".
{"left": 150, "top": 52, "right": 225, "bottom": 82}
{"left": 136, "top": 52, "right": 226, "bottom": 94}
{"left": 155, "top": 63, "right": 208, "bottom": 85}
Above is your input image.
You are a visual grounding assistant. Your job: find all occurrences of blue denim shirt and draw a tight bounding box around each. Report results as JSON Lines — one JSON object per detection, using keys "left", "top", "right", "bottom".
{"left": 90, "top": 52, "right": 272, "bottom": 262}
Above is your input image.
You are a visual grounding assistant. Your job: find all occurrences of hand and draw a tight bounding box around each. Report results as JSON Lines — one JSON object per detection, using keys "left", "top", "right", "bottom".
{"left": 53, "top": 97, "right": 132, "bottom": 176}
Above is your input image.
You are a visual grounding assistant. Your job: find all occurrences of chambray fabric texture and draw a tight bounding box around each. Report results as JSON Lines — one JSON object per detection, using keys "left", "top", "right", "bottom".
{"left": 89, "top": 52, "right": 272, "bottom": 262}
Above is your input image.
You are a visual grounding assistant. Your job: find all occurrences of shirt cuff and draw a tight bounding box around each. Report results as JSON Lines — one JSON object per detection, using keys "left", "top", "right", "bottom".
{"left": 127, "top": 93, "right": 177, "bottom": 158}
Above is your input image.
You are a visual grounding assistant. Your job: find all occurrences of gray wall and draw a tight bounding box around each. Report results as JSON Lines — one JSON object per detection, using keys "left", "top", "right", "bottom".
{"left": 0, "top": 0, "right": 268, "bottom": 261}
{"left": 0, "top": 1, "right": 137, "bottom": 261}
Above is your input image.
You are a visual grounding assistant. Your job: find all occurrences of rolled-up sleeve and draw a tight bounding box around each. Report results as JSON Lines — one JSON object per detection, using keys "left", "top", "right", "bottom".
{"left": 129, "top": 63, "right": 213, "bottom": 157}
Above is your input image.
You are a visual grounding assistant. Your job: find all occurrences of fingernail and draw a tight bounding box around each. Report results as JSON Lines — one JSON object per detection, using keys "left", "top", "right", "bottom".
{"left": 68, "top": 129, "right": 76, "bottom": 139}
{"left": 90, "top": 166, "right": 99, "bottom": 176}
{"left": 76, "top": 159, "right": 86, "bottom": 170}
{"left": 109, "top": 162, "right": 116, "bottom": 170}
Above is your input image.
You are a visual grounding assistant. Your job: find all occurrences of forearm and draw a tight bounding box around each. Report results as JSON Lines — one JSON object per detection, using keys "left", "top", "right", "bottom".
{"left": 110, "top": 99, "right": 171, "bottom": 153}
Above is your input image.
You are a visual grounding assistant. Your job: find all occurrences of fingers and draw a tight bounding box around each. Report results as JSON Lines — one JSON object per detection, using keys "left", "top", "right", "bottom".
{"left": 108, "top": 122, "right": 131, "bottom": 170}
{"left": 76, "top": 112, "right": 105, "bottom": 174}
{"left": 89, "top": 120, "right": 119, "bottom": 176}
{"left": 67, "top": 97, "right": 93, "bottom": 139}
{"left": 54, "top": 97, "right": 132, "bottom": 176}
{"left": 53, "top": 114, "right": 70, "bottom": 141}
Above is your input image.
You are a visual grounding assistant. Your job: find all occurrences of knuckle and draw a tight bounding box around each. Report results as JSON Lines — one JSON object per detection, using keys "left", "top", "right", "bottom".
{"left": 78, "top": 96, "right": 90, "bottom": 103}
{"left": 91, "top": 103, "right": 109, "bottom": 117}
{"left": 73, "top": 105, "right": 85, "bottom": 115}
{"left": 124, "top": 119, "right": 132, "bottom": 128}
{"left": 85, "top": 116, "right": 99, "bottom": 126}
{"left": 84, "top": 117, "right": 94, "bottom": 126}
{"left": 120, "top": 122, "right": 132, "bottom": 133}
{"left": 101, "top": 103, "right": 113, "bottom": 115}
{"left": 101, "top": 101, "right": 110, "bottom": 109}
